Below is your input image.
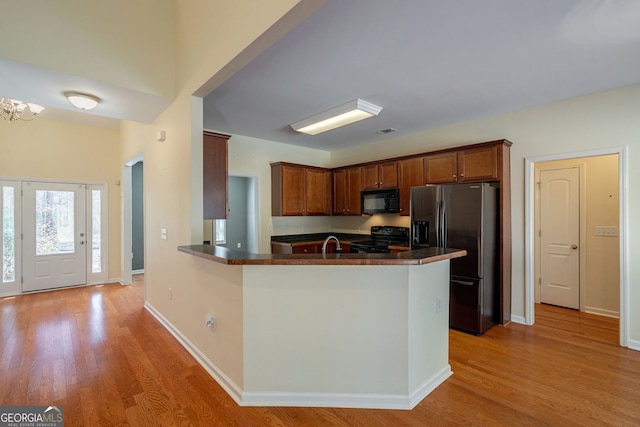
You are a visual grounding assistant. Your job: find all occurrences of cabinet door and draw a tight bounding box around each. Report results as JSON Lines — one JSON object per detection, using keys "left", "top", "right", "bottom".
{"left": 346, "top": 167, "right": 362, "bottom": 214}
{"left": 305, "top": 168, "right": 331, "bottom": 215}
{"left": 333, "top": 169, "right": 347, "bottom": 215}
{"left": 362, "top": 164, "right": 380, "bottom": 189}
{"left": 203, "top": 132, "right": 230, "bottom": 219}
{"left": 292, "top": 244, "right": 317, "bottom": 254}
{"left": 424, "top": 152, "right": 458, "bottom": 184}
{"left": 280, "top": 164, "right": 306, "bottom": 216}
{"left": 398, "top": 157, "right": 424, "bottom": 215}
{"left": 458, "top": 145, "right": 498, "bottom": 182}
{"left": 378, "top": 161, "right": 398, "bottom": 188}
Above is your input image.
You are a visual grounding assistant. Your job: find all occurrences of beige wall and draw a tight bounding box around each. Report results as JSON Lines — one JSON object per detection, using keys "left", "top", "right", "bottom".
{"left": 330, "top": 83, "right": 640, "bottom": 344}
{"left": 1, "top": 0, "right": 175, "bottom": 99}
{"left": 535, "top": 155, "right": 619, "bottom": 316}
{"left": 118, "top": 0, "right": 314, "bottom": 390}
{"left": 0, "top": 118, "right": 122, "bottom": 280}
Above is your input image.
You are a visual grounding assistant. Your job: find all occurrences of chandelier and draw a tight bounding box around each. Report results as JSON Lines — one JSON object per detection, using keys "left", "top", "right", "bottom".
{"left": 0, "top": 98, "right": 45, "bottom": 122}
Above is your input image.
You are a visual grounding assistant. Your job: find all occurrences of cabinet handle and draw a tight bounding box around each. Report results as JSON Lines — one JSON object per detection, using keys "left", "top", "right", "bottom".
{"left": 452, "top": 174, "right": 456, "bottom": 178}
{"left": 399, "top": 208, "right": 403, "bottom": 212}
{"left": 460, "top": 173, "right": 465, "bottom": 177}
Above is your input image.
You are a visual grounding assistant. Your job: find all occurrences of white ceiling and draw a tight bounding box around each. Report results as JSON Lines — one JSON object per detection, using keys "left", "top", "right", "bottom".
{"left": 3, "top": 1, "right": 639, "bottom": 144}
{"left": 203, "top": 0, "right": 640, "bottom": 152}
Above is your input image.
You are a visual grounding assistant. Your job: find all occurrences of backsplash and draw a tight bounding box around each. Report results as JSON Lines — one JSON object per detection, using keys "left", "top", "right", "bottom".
{"left": 271, "top": 214, "right": 410, "bottom": 236}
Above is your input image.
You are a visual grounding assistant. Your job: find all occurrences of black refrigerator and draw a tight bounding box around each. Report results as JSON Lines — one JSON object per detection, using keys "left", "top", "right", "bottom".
{"left": 410, "top": 183, "right": 498, "bottom": 335}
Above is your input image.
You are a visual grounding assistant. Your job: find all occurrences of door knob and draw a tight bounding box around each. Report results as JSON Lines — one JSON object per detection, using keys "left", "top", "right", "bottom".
{"left": 80, "top": 241, "right": 85, "bottom": 245}
{"left": 571, "top": 245, "right": 578, "bottom": 249}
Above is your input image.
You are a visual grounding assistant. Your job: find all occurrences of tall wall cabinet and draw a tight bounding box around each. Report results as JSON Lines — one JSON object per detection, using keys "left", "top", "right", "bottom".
{"left": 203, "top": 131, "right": 231, "bottom": 220}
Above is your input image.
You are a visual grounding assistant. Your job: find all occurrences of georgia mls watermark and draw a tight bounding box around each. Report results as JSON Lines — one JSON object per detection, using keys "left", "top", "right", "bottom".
{"left": 0, "top": 406, "right": 64, "bottom": 427}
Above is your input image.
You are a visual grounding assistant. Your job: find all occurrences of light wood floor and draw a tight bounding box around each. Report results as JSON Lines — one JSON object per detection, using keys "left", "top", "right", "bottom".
{"left": 1, "top": 276, "right": 638, "bottom": 426}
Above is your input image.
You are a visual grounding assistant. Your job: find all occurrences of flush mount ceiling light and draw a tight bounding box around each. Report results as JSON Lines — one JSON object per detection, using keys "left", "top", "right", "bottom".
{"left": 65, "top": 91, "right": 100, "bottom": 110}
{"left": 290, "top": 98, "right": 383, "bottom": 135}
{"left": 0, "top": 98, "right": 45, "bottom": 122}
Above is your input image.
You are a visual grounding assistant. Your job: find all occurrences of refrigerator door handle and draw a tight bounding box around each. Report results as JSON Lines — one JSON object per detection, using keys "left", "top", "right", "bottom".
{"left": 451, "top": 279, "right": 475, "bottom": 286}
{"left": 435, "top": 200, "right": 441, "bottom": 247}
{"left": 441, "top": 200, "right": 447, "bottom": 248}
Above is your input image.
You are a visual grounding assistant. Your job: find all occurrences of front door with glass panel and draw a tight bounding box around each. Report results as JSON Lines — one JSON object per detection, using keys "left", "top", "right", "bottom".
{"left": 22, "top": 182, "right": 87, "bottom": 292}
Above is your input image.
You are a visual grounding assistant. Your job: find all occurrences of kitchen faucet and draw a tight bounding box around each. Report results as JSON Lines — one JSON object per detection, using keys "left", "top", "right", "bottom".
{"left": 322, "top": 235, "right": 342, "bottom": 255}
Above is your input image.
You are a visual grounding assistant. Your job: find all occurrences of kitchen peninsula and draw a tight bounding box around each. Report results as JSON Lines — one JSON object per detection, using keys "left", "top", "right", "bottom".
{"left": 177, "top": 244, "right": 465, "bottom": 409}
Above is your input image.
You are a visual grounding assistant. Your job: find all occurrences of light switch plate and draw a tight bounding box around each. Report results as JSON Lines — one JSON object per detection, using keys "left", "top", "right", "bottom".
{"left": 161, "top": 228, "right": 167, "bottom": 240}
{"left": 595, "top": 226, "right": 618, "bottom": 237}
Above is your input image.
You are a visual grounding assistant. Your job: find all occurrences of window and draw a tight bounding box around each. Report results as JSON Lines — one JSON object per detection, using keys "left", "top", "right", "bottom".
{"left": 2, "top": 186, "right": 15, "bottom": 283}
{"left": 91, "top": 189, "right": 102, "bottom": 273}
{"left": 215, "top": 219, "right": 226, "bottom": 245}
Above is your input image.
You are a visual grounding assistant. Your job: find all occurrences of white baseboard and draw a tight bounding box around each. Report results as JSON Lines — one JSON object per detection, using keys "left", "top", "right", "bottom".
{"left": 144, "top": 302, "right": 243, "bottom": 404}
{"left": 585, "top": 306, "right": 620, "bottom": 319}
{"left": 145, "top": 301, "right": 452, "bottom": 410}
{"left": 408, "top": 365, "right": 453, "bottom": 409}
{"left": 132, "top": 269, "right": 144, "bottom": 275}
{"left": 242, "top": 366, "right": 452, "bottom": 410}
{"left": 628, "top": 339, "right": 640, "bottom": 352}
{"left": 510, "top": 314, "right": 527, "bottom": 325}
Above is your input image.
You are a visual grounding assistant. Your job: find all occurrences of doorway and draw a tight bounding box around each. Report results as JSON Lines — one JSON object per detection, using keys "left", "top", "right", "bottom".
{"left": 122, "top": 153, "right": 144, "bottom": 287}
{"left": 203, "top": 175, "right": 259, "bottom": 253}
{"left": 537, "top": 166, "right": 581, "bottom": 310}
{"left": 526, "top": 147, "right": 627, "bottom": 347}
{"left": 22, "top": 181, "right": 87, "bottom": 292}
{"left": 131, "top": 161, "right": 144, "bottom": 274}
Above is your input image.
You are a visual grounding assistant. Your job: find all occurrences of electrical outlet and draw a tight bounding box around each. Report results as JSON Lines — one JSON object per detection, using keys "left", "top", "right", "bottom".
{"left": 237, "top": 242, "right": 242, "bottom": 248}
{"left": 436, "top": 296, "right": 443, "bottom": 313}
{"left": 161, "top": 228, "right": 167, "bottom": 240}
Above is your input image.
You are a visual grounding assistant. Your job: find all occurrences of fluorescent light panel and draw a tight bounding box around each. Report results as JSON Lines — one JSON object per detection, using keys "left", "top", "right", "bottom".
{"left": 291, "top": 98, "right": 382, "bottom": 135}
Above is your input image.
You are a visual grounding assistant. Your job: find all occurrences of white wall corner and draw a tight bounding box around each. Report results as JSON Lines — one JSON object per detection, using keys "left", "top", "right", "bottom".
{"left": 628, "top": 339, "right": 640, "bottom": 352}
{"left": 144, "top": 301, "right": 243, "bottom": 403}
{"left": 509, "top": 314, "right": 527, "bottom": 325}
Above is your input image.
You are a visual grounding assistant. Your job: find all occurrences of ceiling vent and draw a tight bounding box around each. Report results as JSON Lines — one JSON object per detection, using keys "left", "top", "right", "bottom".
{"left": 375, "top": 128, "right": 397, "bottom": 135}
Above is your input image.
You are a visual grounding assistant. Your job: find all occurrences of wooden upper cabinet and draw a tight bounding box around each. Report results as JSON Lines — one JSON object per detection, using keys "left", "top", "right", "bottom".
{"left": 362, "top": 161, "right": 398, "bottom": 189}
{"left": 346, "top": 167, "right": 363, "bottom": 214}
{"left": 305, "top": 167, "right": 331, "bottom": 215}
{"left": 332, "top": 169, "right": 347, "bottom": 215}
{"left": 397, "top": 157, "right": 424, "bottom": 215}
{"left": 271, "top": 162, "right": 330, "bottom": 216}
{"left": 424, "top": 145, "right": 498, "bottom": 184}
{"left": 457, "top": 145, "right": 499, "bottom": 182}
{"left": 203, "top": 131, "right": 231, "bottom": 219}
{"left": 333, "top": 167, "right": 362, "bottom": 215}
{"left": 424, "top": 152, "right": 458, "bottom": 184}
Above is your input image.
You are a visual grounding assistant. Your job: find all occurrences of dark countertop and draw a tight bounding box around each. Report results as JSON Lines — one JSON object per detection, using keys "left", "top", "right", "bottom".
{"left": 178, "top": 244, "right": 466, "bottom": 266}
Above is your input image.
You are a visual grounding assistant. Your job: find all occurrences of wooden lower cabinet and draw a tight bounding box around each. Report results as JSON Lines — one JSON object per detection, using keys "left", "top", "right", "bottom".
{"left": 292, "top": 244, "right": 317, "bottom": 254}
{"left": 271, "top": 241, "right": 351, "bottom": 254}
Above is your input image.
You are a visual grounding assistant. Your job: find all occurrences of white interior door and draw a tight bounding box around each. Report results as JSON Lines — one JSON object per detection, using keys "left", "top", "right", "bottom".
{"left": 22, "top": 182, "right": 87, "bottom": 292}
{"left": 539, "top": 168, "right": 580, "bottom": 309}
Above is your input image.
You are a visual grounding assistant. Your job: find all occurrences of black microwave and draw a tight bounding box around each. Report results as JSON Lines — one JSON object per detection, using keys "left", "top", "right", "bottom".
{"left": 361, "top": 188, "right": 400, "bottom": 214}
